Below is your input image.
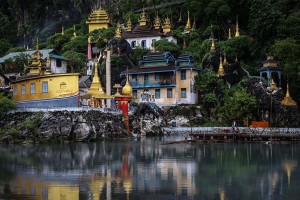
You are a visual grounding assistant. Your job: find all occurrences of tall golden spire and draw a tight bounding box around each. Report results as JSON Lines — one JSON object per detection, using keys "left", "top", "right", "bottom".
{"left": 162, "top": 16, "right": 171, "bottom": 33}
{"left": 126, "top": 17, "right": 132, "bottom": 32}
{"left": 210, "top": 25, "right": 216, "bottom": 53}
{"left": 235, "top": 16, "right": 240, "bottom": 37}
{"left": 218, "top": 55, "right": 225, "bottom": 77}
{"left": 73, "top": 25, "right": 77, "bottom": 38}
{"left": 184, "top": 11, "right": 191, "bottom": 32}
{"left": 192, "top": 15, "right": 196, "bottom": 30}
{"left": 154, "top": 11, "right": 161, "bottom": 30}
{"left": 89, "top": 57, "right": 105, "bottom": 96}
{"left": 115, "top": 21, "right": 122, "bottom": 39}
{"left": 61, "top": 25, "right": 64, "bottom": 35}
{"left": 281, "top": 83, "right": 297, "bottom": 106}
{"left": 139, "top": 9, "right": 147, "bottom": 26}
{"left": 228, "top": 28, "right": 232, "bottom": 39}
{"left": 223, "top": 53, "right": 228, "bottom": 65}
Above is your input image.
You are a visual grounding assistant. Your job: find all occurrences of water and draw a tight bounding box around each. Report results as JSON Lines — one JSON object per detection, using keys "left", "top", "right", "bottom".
{"left": 0, "top": 136, "right": 300, "bottom": 200}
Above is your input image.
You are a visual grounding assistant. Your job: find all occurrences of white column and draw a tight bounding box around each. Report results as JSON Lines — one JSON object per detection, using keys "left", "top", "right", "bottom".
{"left": 106, "top": 50, "right": 111, "bottom": 108}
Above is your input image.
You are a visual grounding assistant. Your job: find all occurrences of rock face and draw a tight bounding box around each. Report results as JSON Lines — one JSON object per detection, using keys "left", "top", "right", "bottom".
{"left": 130, "top": 103, "right": 165, "bottom": 136}
{"left": 163, "top": 105, "right": 202, "bottom": 127}
{"left": 0, "top": 110, "right": 128, "bottom": 143}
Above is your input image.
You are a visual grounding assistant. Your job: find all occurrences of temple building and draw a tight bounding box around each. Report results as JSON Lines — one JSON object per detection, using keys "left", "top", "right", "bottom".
{"left": 122, "top": 10, "right": 178, "bottom": 50}
{"left": 11, "top": 48, "right": 79, "bottom": 108}
{"left": 121, "top": 52, "right": 200, "bottom": 105}
{"left": 86, "top": 6, "right": 110, "bottom": 60}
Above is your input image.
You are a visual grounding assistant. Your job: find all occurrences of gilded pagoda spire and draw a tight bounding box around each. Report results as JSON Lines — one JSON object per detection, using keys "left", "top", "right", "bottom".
{"left": 122, "top": 69, "right": 133, "bottom": 96}
{"left": 139, "top": 9, "right": 147, "bottom": 26}
{"left": 184, "top": 11, "right": 191, "bottom": 32}
{"left": 223, "top": 53, "right": 228, "bottom": 65}
{"left": 210, "top": 25, "right": 216, "bottom": 53}
{"left": 235, "top": 16, "right": 240, "bottom": 37}
{"left": 178, "top": 10, "right": 182, "bottom": 23}
{"left": 162, "top": 16, "right": 171, "bottom": 33}
{"left": 89, "top": 57, "right": 105, "bottom": 96}
{"left": 228, "top": 28, "right": 232, "bottom": 39}
{"left": 126, "top": 17, "right": 132, "bottom": 32}
{"left": 61, "top": 25, "right": 64, "bottom": 35}
{"left": 115, "top": 21, "right": 122, "bottom": 39}
{"left": 154, "top": 11, "right": 161, "bottom": 30}
{"left": 218, "top": 55, "right": 225, "bottom": 77}
{"left": 281, "top": 83, "right": 297, "bottom": 106}
{"left": 183, "top": 37, "right": 187, "bottom": 49}
{"left": 73, "top": 25, "right": 77, "bottom": 38}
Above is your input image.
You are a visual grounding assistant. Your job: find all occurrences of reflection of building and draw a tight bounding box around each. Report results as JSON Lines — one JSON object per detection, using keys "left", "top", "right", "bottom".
{"left": 122, "top": 52, "right": 200, "bottom": 105}
{"left": 11, "top": 49, "right": 79, "bottom": 108}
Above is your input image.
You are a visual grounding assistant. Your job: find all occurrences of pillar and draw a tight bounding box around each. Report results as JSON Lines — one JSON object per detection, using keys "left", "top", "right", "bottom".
{"left": 87, "top": 42, "right": 92, "bottom": 60}
{"left": 106, "top": 50, "right": 111, "bottom": 108}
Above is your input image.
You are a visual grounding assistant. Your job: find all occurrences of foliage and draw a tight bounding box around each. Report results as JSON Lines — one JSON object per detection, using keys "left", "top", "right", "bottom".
{"left": 0, "top": 39, "right": 12, "bottom": 57}
{"left": 221, "top": 87, "right": 257, "bottom": 124}
{"left": 63, "top": 50, "right": 86, "bottom": 74}
{"left": 0, "top": 94, "right": 16, "bottom": 118}
{"left": 154, "top": 39, "right": 180, "bottom": 57}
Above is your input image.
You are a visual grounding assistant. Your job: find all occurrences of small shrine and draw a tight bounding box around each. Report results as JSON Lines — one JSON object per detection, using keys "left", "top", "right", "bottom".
{"left": 259, "top": 56, "right": 282, "bottom": 88}
{"left": 113, "top": 74, "right": 133, "bottom": 132}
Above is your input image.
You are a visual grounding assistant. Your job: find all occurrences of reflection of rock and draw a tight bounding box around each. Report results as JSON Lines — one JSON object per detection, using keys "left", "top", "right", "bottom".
{"left": 131, "top": 103, "right": 165, "bottom": 136}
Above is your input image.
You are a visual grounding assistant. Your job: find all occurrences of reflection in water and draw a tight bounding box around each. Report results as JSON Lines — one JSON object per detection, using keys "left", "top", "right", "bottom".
{"left": 0, "top": 137, "right": 300, "bottom": 200}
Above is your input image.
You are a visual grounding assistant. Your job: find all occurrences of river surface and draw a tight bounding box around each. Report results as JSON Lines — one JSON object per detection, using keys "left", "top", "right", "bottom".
{"left": 0, "top": 136, "right": 300, "bottom": 200}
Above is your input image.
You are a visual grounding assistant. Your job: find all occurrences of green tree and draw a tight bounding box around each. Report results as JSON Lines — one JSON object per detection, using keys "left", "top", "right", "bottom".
{"left": 154, "top": 39, "right": 180, "bottom": 57}
{"left": 0, "top": 94, "right": 16, "bottom": 118}
{"left": 221, "top": 88, "right": 257, "bottom": 124}
{"left": 63, "top": 50, "right": 86, "bottom": 74}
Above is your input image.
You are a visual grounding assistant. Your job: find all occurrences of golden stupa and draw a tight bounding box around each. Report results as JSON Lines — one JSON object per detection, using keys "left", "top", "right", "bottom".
{"left": 218, "top": 55, "right": 225, "bottom": 77}
{"left": 122, "top": 74, "right": 133, "bottom": 96}
{"left": 281, "top": 84, "right": 297, "bottom": 106}
{"left": 82, "top": 57, "right": 112, "bottom": 99}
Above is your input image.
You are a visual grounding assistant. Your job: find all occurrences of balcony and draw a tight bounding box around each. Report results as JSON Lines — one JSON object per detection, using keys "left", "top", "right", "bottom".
{"left": 130, "top": 79, "right": 176, "bottom": 88}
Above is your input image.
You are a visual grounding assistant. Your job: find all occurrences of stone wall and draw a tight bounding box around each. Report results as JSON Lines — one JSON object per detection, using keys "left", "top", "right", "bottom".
{"left": 0, "top": 110, "right": 128, "bottom": 143}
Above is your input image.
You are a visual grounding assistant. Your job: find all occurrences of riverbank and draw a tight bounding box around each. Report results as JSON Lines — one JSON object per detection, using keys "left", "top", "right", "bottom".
{"left": 0, "top": 110, "right": 128, "bottom": 144}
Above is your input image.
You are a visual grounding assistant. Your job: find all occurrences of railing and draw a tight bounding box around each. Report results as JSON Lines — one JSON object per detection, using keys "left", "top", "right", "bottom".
{"left": 130, "top": 79, "right": 176, "bottom": 87}
{"left": 9, "top": 107, "right": 123, "bottom": 115}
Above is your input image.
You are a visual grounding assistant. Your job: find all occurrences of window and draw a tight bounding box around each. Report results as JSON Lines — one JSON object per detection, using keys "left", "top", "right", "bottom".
{"left": 132, "top": 74, "right": 137, "bottom": 81}
{"left": 152, "top": 39, "right": 156, "bottom": 47}
{"left": 21, "top": 85, "right": 25, "bottom": 95}
{"left": 155, "top": 89, "right": 160, "bottom": 99}
{"left": 181, "top": 88, "right": 186, "bottom": 98}
{"left": 144, "top": 74, "right": 149, "bottom": 85}
{"left": 133, "top": 90, "right": 137, "bottom": 99}
{"left": 56, "top": 59, "right": 61, "bottom": 67}
{"left": 131, "top": 41, "right": 136, "bottom": 48}
{"left": 42, "top": 82, "right": 48, "bottom": 93}
{"left": 167, "top": 88, "right": 173, "bottom": 98}
{"left": 141, "top": 40, "right": 146, "bottom": 48}
{"left": 30, "top": 83, "right": 36, "bottom": 94}
{"left": 13, "top": 85, "right": 17, "bottom": 96}
{"left": 60, "top": 82, "right": 67, "bottom": 89}
{"left": 181, "top": 70, "right": 186, "bottom": 80}
{"left": 155, "top": 73, "right": 160, "bottom": 81}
